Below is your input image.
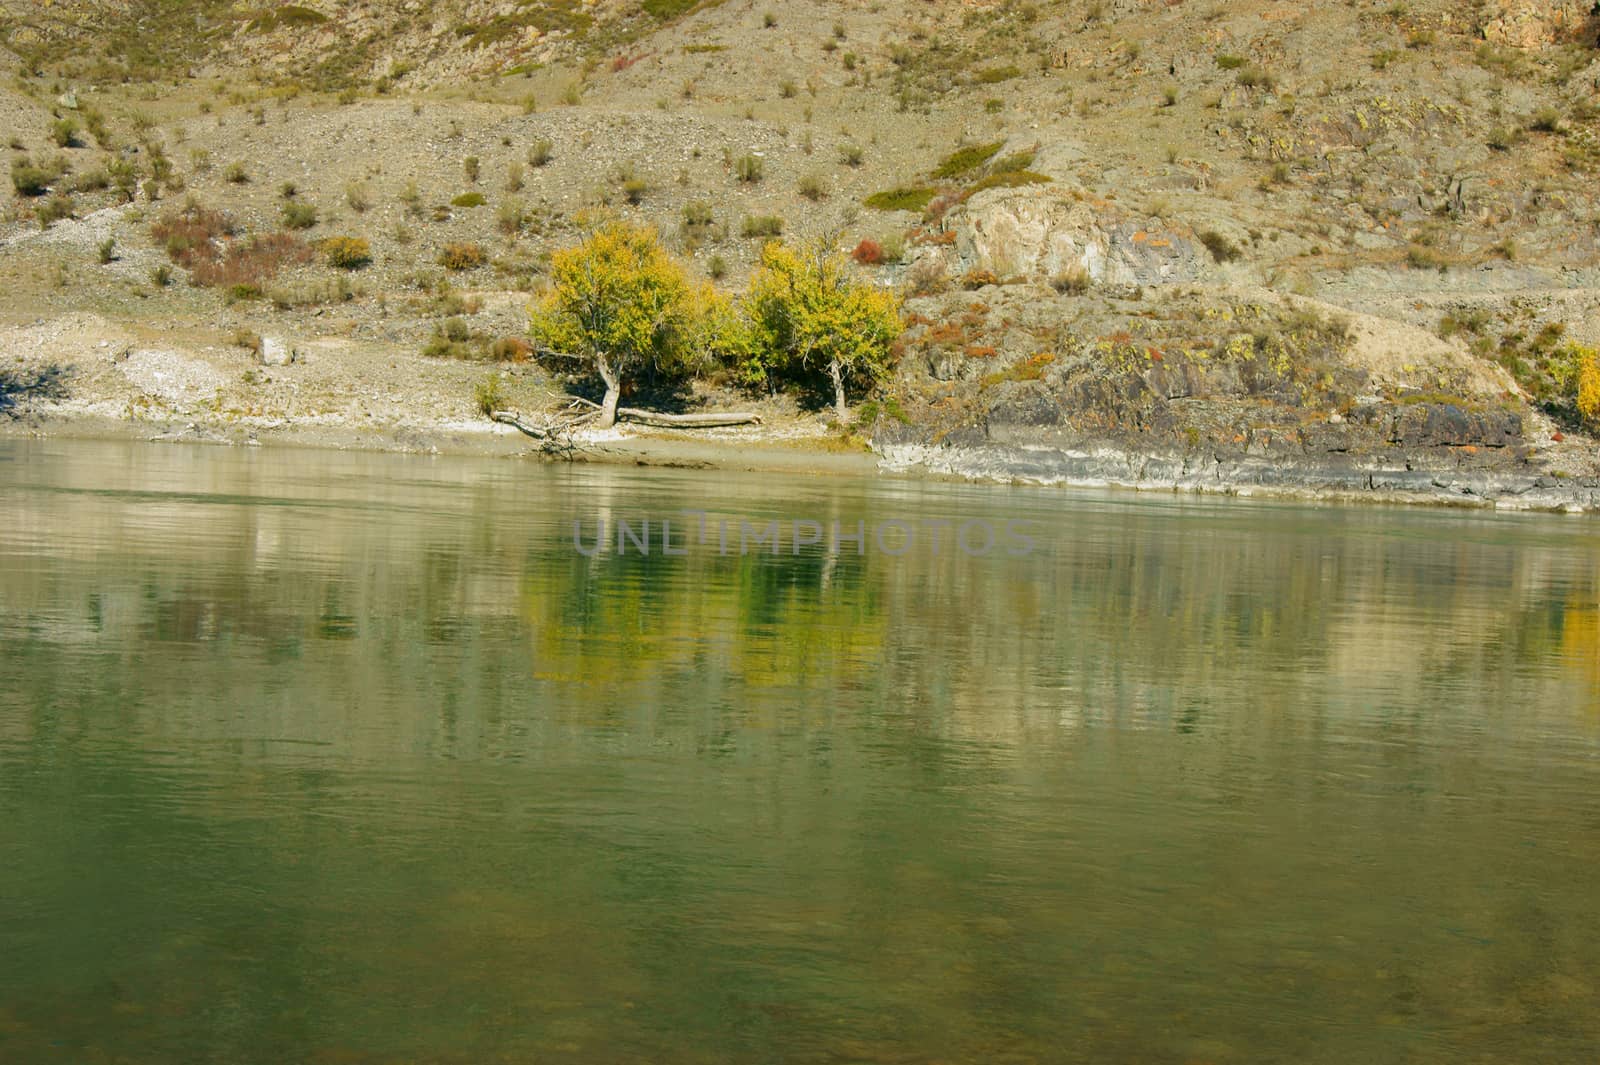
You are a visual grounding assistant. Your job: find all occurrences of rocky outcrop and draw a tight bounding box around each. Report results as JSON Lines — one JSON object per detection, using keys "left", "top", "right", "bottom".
{"left": 875, "top": 439, "right": 1600, "bottom": 512}
{"left": 1483, "top": 0, "right": 1600, "bottom": 47}
{"left": 937, "top": 187, "right": 1206, "bottom": 288}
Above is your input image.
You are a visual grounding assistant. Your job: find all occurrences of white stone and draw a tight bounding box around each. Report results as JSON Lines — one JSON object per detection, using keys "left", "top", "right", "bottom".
{"left": 259, "top": 336, "right": 295, "bottom": 366}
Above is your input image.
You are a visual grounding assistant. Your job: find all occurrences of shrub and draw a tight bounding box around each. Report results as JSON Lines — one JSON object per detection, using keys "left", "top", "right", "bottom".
{"left": 498, "top": 200, "right": 526, "bottom": 235}
{"left": 1051, "top": 265, "right": 1091, "bottom": 294}
{"left": 474, "top": 373, "right": 507, "bottom": 415}
{"left": 97, "top": 237, "right": 117, "bottom": 264}
{"left": 281, "top": 201, "right": 318, "bottom": 229}
{"left": 492, "top": 337, "right": 533, "bottom": 361}
{"left": 70, "top": 168, "right": 109, "bottom": 193}
{"left": 50, "top": 118, "right": 82, "bottom": 148}
{"left": 962, "top": 171, "right": 1051, "bottom": 197}
{"left": 1529, "top": 107, "right": 1563, "bottom": 134}
{"left": 708, "top": 255, "right": 727, "bottom": 279}
{"left": 464, "top": 156, "right": 480, "bottom": 183}
{"left": 152, "top": 204, "right": 239, "bottom": 264}
{"left": 1198, "top": 229, "right": 1241, "bottom": 263}
{"left": 933, "top": 141, "right": 1004, "bottom": 179}
{"left": 451, "top": 192, "right": 487, "bottom": 207}
{"left": 189, "top": 232, "right": 313, "bottom": 289}
{"left": 734, "top": 154, "right": 764, "bottom": 183}
{"left": 797, "top": 173, "right": 827, "bottom": 201}
{"left": 529, "top": 139, "right": 554, "bottom": 167}
{"left": 839, "top": 144, "right": 864, "bottom": 167}
{"left": 852, "top": 239, "right": 885, "bottom": 265}
{"left": 346, "top": 183, "right": 371, "bottom": 212}
{"left": 961, "top": 268, "right": 999, "bottom": 290}
{"left": 224, "top": 162, "right": 249, "bottom": 184}
{"left": 440, "top": 242, "right": 487, "bottom": 270}
{"left": 683, "top": 201, "right": 714, "bottom": 228}
{"left": 741, "top": 215, "right": 785, "bottom": 238}
{"left": 1236, "top": 66, "right": 1276, "bottom": 90}
{"left": 1406, "top": 244, "right": 1449, "bottom": 271}
{"left": 864, "top": 187, "right": 936, "bottom": 212}
{"left": 974, "top": 65, "right": 1022, "bottom": 85}
{"left": 11, "top": 157, "right": 63, "bottom": 197}
{"left": 623, "top": 178, "right": 648, "bottom": 205}
{"left": 320, "top": 236, "right": 372, "bottom": 269}
{"left": 1215, "top": 54, "right": 1246, "bottom": 70}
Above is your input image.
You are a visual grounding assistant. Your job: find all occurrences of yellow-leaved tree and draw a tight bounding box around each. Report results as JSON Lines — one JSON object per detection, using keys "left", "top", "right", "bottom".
{"left": 1577, "top": 348, "right": 1600, "bottom": 432}
{"left": 744, "top": 242, "right": 902, "bottom": 421}
{"left": 529, "top": 219, "right": 705, "bottom": 429}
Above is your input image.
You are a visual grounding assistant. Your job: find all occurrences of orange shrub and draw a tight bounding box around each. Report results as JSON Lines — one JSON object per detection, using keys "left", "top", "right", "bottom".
{"left": 851, "top": 239, "right": 885, "bottom": 265}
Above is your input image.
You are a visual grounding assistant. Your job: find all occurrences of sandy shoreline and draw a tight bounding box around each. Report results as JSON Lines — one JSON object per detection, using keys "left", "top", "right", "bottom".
{"left": 7, "top": 409, "right": 1600, "bottom": 515}
{"left": 0, "top": 409, "right": 890, "bottom": 477}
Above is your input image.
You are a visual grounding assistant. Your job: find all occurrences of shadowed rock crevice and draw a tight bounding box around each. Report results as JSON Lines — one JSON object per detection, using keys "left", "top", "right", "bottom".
{"left": 0, "top": 364, "right": 70, "bottom": 417}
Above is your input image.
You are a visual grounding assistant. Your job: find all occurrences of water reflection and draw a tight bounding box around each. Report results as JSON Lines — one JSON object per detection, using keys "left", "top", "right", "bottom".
{"left": 1, "top": 439, "right": 1598, "bottom": 1064}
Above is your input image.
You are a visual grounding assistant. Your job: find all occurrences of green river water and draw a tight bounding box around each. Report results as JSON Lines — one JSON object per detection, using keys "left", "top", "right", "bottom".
{"left": 1, "top": 439, "right": 1598, "bottom": 1064}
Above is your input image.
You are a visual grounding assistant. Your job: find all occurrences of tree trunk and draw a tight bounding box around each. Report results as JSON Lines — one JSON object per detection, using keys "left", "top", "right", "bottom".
{"left": 617, "top": 409, "right": 762, "bottom": 428}
{"left": 829, "top": 358, "right": 848, "bottom": 422}
{"left": 595, "top": 354, "right": 622, "bottom": 430}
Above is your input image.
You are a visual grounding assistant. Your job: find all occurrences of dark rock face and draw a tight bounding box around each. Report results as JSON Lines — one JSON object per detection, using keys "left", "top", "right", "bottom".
{"left": 1389, "top": 404, "right": 1522, "bottom": 448}
{"left": 986, "top": 388, "right": 1062, "bottom": 428}
{"left": 870, "top": 351, "right": 1600, "bottom": 507}
{"left": 874, "top": 438, "right": 1600, "bottom": 511}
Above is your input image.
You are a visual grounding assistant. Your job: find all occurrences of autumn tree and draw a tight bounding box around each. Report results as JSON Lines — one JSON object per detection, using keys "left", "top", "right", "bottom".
{"left": 529, "top": 219, "right": 705, "bottom": 429}
{"left": 743, "top": 242, "right": 901, "bottom": 420}
{"left": 1577, "top": 347, "right": 1600, "bottom": 432}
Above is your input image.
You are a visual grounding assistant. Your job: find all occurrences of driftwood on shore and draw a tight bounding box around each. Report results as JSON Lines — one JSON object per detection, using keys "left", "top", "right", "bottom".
{"left": 491, "top": 401, "right": 760, "bottom": 440}
{"left": 490, "top": 411, "right": 558, "bottom": 438}
{"left": 613, "top": 408, "right": 762, "bottom": 428}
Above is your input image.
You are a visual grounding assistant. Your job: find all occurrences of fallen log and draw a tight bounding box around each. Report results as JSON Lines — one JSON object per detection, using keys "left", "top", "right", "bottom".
{"left": 491, "top": 411, "right": 557, "bottom": 438}
{"left": 493, "top": 407, "right": 761, "bottom": 436}
{"left": 616, "top": 408, "right": 762, "bottom": 428}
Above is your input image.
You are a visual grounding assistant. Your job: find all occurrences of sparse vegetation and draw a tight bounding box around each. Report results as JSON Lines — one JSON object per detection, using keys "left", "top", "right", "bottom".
{"left": 741, "top": 215, "right": 785, "bottom": 238}
{"left": 281, "top": 201, "right": 318, "bottom": 230}
{"left": 864, "top": 187, "right": 937, "bottom": 213}
{"left": 11, "top": 156, "right": 67, "bottom": 197}
{"left": 320, "top": 236, "right": 372, "bottom": 270}
{"left": 1199, "top": 230, "right": 1242, "bottom": 264}
{"left": 439, "top": 242, "right": 487, "bottom": 271}
{"left": 734, "top": 154, "right": 764, "bottom": 183}
{"left": 933, "top": 141, "right": 1004, "bottom": 180}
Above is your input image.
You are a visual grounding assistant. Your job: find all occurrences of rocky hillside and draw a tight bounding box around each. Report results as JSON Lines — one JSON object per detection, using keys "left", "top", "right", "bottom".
{"left": 3, "top": 0, "right": 1600, "bottom": 496}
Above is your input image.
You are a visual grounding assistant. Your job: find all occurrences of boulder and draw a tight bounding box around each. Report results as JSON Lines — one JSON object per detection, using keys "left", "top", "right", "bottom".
{"left": 259, "top": 336, "right": 297, "bottom": 366}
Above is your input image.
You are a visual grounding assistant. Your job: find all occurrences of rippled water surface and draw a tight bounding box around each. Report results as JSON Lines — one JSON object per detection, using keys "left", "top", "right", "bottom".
{"left": 2, "top": 439, "right": 1599, "bottom": 1064}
